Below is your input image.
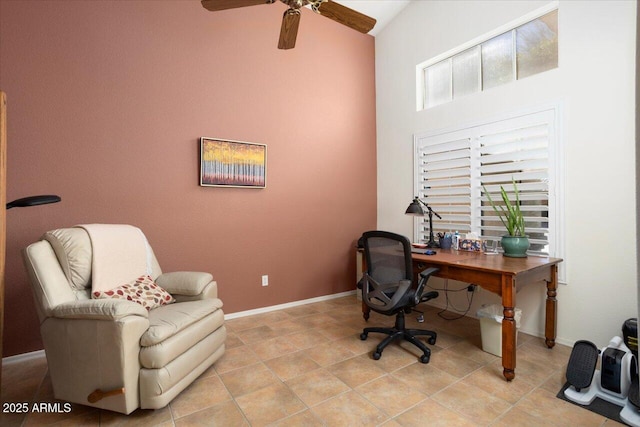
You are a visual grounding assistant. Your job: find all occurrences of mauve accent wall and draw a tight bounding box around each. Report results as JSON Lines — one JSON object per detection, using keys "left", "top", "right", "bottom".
{"left": 0, "top": 1, "right": 376, "bottom": 356}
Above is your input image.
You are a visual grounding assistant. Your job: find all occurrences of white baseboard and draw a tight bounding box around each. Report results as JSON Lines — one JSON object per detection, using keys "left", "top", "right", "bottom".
{"left": 224, "top": 290, "right": 356, "bottom": 320}
{"left": 3, "top": 349, "right": 45, "bottom": 365}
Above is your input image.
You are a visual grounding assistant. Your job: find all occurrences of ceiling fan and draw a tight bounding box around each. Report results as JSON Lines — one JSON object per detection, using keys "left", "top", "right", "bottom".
{"left": 201, "top": 0, "right": 376, "bottom": 50}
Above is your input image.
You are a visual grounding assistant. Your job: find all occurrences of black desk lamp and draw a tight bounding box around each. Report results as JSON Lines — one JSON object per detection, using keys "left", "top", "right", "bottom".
{"left": 405, "top": 196, "right": 441, "bottom": 248}
{"left": 6, "top": 195, "right": 60, "bottom": 210}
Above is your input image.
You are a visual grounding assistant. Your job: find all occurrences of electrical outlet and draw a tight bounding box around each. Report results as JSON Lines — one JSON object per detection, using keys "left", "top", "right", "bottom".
{"left": 262, "top": 275, "right": 268, "bottom": 287}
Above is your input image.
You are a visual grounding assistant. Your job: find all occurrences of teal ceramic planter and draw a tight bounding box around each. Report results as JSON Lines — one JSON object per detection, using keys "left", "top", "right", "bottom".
{"left": 501, "top": 236, "right": 530, "bottom": 258}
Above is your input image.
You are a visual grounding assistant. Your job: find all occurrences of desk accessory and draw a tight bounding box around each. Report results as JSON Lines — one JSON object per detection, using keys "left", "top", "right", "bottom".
{"left": 459, "top": 238, "right": 483, "bottom": 252}
{"left": 438, "top": 234, "right": 452, "bottom": 249}
{"left": 405, "top": 197, "right": 441, "bottom": 248}
{"left": 484, "top": 239, "right": 499, "bottom": 254}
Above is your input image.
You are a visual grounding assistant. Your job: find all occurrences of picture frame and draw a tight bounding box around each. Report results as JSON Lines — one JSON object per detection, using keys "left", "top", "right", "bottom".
{"left": 200, "top": 137, "right": 267, "bottom": 188}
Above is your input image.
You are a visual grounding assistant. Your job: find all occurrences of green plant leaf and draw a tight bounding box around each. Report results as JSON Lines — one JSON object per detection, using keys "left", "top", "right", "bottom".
{"left": 483, "top": 179, "right": 526, "bottom": 237}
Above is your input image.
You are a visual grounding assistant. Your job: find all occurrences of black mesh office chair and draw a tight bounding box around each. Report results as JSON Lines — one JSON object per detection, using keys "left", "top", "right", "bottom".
{"left": 359, "top": 230, "right": 439, "bottom": 363}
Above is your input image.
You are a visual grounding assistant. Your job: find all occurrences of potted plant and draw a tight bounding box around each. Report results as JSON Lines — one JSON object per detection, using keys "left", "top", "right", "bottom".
{"left": 483, "top": 179, "right": 530, "bottom": 257}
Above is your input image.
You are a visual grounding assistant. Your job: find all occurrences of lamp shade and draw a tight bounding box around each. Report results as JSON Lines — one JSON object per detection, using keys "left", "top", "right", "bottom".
{"left": 405, "top": 198, "right": 424, "bottom": 216}
{"left": 6, "top": 195, "right": 61, "bottom": 210}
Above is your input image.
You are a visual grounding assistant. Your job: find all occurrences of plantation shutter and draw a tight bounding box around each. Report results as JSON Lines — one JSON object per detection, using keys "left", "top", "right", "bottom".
{"left": 477, "top": 112, "right": 555, "bottom": 255}
{"left": 415, "top": 130, "right": 473, "bottom": 238}
{"left": 414, "top": 108, "right": 560, "bottom": 259}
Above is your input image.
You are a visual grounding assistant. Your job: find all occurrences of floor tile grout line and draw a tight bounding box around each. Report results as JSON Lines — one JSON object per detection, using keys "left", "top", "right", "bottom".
{"left": 351, "top": 372, "right": 431, "bottom": 421}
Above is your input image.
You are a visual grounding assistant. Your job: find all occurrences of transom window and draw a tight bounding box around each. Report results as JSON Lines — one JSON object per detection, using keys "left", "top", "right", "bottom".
{"left": 416, "top": 4, "right": 558, "bottom": 110}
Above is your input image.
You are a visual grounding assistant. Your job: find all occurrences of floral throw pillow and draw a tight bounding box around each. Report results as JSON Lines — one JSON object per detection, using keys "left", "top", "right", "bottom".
{"left": 92, "top": 275, "right": 175, "bottom": 311}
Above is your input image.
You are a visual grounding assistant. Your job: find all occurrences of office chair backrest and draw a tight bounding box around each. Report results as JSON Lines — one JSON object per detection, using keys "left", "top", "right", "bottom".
{"left": 361, "top": 231, "right": 415, "bottom": 314}
{"left": 362, "top": 230, "right": 413, "bottom": 284}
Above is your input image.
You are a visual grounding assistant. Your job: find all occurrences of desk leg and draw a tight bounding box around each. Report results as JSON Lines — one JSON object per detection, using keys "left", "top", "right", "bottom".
{"left": 502, "top": 275, "right": 517, "bottom": 381}
{"left": 545, "top": 265, "right": 558, "bottom": 348}
{"left": 362, "top": 301, "right": 370, "bottom": 321}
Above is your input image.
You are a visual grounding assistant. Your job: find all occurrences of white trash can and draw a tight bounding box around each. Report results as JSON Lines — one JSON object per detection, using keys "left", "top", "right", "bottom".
{"left": 477, "top": 304, "right": 522, "bottom": 357}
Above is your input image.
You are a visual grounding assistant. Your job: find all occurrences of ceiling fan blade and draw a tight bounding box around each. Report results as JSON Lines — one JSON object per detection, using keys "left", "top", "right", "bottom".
{"left": 201, "top": 0, "right": 274, "bottom": 12}
{"left": 278, "top": 9, "right": 301, "bottom": 50}
{"left": 316, "top": 0, "right": 376, "bottom": 34}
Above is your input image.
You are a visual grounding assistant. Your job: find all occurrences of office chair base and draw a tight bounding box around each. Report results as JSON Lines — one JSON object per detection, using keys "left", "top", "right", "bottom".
{"left": 361, "top": 311, "right": 437, "bottom": 363}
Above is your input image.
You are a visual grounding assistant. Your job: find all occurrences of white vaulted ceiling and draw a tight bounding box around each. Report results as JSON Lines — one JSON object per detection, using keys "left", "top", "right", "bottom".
{"left": 333, "top": 0, "right": 411, "bottom": 36}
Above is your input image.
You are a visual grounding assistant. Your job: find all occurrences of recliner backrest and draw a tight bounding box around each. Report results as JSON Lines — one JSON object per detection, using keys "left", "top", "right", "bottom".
{"left": 23, "top": 227, "right": 163, "bottom": 319}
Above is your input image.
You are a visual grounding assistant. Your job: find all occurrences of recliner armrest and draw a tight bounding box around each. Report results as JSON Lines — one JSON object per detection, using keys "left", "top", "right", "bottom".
{"left": 51, "top": 299, "right": 149, "bottom": 320}
{"left": 155, "top": 272, "right": 217, "bottom": 299}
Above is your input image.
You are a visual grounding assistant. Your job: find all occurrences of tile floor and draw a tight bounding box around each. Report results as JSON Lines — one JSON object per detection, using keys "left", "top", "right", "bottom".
{"left": 0, "top": 295, "right": 624, "bottom": 426}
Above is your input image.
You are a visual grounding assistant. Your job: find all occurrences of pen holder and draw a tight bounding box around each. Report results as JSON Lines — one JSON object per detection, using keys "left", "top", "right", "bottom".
{"left": 439, "top": 236, "right": 452, "bottom": 249}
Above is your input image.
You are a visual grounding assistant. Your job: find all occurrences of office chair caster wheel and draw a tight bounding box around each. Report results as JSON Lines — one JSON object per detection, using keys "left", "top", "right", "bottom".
{"left": 428, "top": 337, "right": 436, "bottom": 345}
{"left": 373, "top": 351, "right": 381, "bottom": 360}
{"left": 420, "top": 354, "right": 430, "bottom": 364}
{"left": 360, "top": 333, "right": 368, "bottom": 341}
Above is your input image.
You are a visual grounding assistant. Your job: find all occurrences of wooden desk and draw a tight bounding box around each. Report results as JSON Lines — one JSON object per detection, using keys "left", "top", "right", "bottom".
{"left": 361, "top": 249, "right": 562, "bottom": 381}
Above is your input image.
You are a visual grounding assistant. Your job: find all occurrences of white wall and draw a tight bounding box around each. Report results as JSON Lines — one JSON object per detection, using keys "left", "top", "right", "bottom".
{"left": 376, "top": 0, "right": 636, "bottom": 347}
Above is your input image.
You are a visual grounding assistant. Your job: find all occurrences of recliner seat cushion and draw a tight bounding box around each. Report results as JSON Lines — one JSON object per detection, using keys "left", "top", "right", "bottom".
{"left": 139, "top": 299, "right": 224, "bottom": 369}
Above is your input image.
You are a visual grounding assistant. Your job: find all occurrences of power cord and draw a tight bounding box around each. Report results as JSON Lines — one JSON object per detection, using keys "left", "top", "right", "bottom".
{"left": 425, "top": 279, "right": 476, "bottom": 320}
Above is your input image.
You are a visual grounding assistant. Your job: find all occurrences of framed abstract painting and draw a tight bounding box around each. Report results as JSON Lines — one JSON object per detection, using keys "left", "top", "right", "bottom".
{"left": 200, "top": 137, "right": 267, "bottom": 188}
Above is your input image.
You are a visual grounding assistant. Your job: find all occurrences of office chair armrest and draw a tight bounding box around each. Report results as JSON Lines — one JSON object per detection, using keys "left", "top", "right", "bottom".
{"left": 415, "top": 267, "right": 440, "bottom": 305}
{"left": 362, "top": 274, "right": 412, "bottom": 311}
{"left": 419, "top": 267, "right": 439, "bottom": 280}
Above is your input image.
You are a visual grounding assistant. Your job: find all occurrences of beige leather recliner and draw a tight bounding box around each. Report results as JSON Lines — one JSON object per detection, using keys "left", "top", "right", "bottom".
{"left": 22, "top": 227, "right": 226, "bottom": 414}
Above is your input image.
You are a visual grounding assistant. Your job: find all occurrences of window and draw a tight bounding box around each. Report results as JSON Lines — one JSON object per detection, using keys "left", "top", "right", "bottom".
{"left": 417, "top": 5, "right": 558, "bottom": 110}
{"left": 413, "top": 107, "right": 564, "bottom": 278}
{"left": 481, "top": 31, "right": 515, "bottom": 90}
{"left": 453, "top": 47, "right": 481, "bottom": 98}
